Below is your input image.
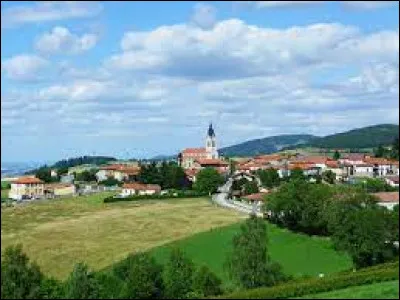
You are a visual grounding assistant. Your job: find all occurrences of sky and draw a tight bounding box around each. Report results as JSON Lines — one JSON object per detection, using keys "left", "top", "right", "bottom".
{"left": 1, "top": 1, "right": 399, "bottom": 163}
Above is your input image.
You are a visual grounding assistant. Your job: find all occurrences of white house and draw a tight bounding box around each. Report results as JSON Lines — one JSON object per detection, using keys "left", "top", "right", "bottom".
{"left": 121, "top": 183, "right": 161, "bottom": 197}
{"left": 9, "top": 177, "right": 44, "bottom": 200}
{"left": 373, "top": 192, "right": 399, "bottom": 210}
{"left": 384, "top": 176, "right": 399, "bottom": 188}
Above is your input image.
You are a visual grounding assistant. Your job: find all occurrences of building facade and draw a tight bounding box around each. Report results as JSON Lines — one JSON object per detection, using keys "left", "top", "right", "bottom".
{"left": 9, "top": 177, "right": 45, "bottom": 200}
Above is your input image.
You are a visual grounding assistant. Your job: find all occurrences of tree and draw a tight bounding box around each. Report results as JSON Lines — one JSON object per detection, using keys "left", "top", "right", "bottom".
{"left": 257, "top": 169, "right": 280, "bottom": 188}
{"left": 38, "top": 278, "right": 64, "bottom": 299}
{"left": 322, "top": 170, "right": 336, "bottom": 184}
{"left": 193, "top": 168, "right": 224, "bottom": 195}
{"left": 74, "top": 169, "right": 97, "bottom": 182}
{"left": 243, "top": 181, "right": 259, "bottom": 195}
{"left": 289, "top": 168, "right": 305, "bottom": 181}
{"left": 164, "top": 248, "right": 194, "bottom": 299}
{"left": 99, "top": 177, "right": 122, "bottom": 187}
{"left": 35, "top": 167, "right": 57, "bottom": 183}
{"left": 374, "top": 145, "right": 386, "bottom": 158}
{"left": 119, "top": 253, "right": 164, "bottom": 299}
{"left": 57, "top": 166, "right": 69, "bottom": 176}
{"left": 225, "top": 215, "right": 286, "bottom": 289}
{"left": 331, "top": 206, "right": 398, "bottom": 268}
{"left": 390, "top": 137, "right": 399, "bottom": 159}
{"left": 192, "top": 266, "right": 222, "bottom": 297}
{"left": 333, "top": 150, "right": 341, "bottom": 160}
{"left": 64, "top": 263, "right": 100, "bottom": 299}
{"left": 1, "top": 244, "right": 43, "bottom": 299}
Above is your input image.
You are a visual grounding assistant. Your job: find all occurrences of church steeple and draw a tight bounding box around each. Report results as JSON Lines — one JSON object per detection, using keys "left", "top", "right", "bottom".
{"left": 205, "top": 123, "right": 218, "bottom": 159}
{"left": 208, "top": 123, "right": 215, "bottom": 137}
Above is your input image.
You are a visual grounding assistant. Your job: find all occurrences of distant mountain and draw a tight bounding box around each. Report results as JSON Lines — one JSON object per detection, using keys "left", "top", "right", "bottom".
{"left": 219, "top": 134, "right": 318, "bottom": 157}
{"left": 308, "top": 124, "right": 399, "bottom": 149}
{"left": 220, "top": 124, "right": 399, "bottom": 157}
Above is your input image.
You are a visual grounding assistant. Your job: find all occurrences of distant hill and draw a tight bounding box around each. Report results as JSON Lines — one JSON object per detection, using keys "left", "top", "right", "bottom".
{"left": 220, "top": 134, "right": 318, "bottom": 157}
{"left": 309, "top": 124, "right": 399, "bottom": 149}
{"left": 219, "top": 124, "right": 399, "bottom": 156}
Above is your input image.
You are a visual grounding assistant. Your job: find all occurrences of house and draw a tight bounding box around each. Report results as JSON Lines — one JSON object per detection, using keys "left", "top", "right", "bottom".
{"left": 60, "top": 174, "right": 74, "bottom": 183}
{"left": 96, "top": 164, "right": 140, "bottom": 182}
{"left": 364, "top": 157, "right": 395, "bottom": 177}
{"left": 193, "top": 158, "right": 229, "bottom": 172}
{"left": 178, "top": 123, "right": 219, "bottom": 169}
{"left": 44, "top": 183, "right": 76, "bottom": 198}
{"left": 325, "top": 160, "right": 345, "bottom": 181}
{"left": 9, "top": 177, "right": 45, "bottom": 200}
{"left": 120, "top": 183, "right": 161, "bottom": 196}
{"left": 343, "top": 162, "right": 374, "bottom": 178}
{"left": 384, "top": 176, "right": 399, "bottom": 187}
{"left": 372, "top": 192, "right": 399, "bottom": 210}
{"left": 338, "top": 153, "right": 366, "bottom": 165}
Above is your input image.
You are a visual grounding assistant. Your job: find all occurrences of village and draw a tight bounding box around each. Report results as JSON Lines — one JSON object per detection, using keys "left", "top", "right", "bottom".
{"left": 3, "top": 123, "right": 399, "bottom": 211}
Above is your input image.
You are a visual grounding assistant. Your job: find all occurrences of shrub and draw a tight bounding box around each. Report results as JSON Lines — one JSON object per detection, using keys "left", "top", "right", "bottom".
{"left": 218, "top": 263, "right": 399, "bottom": 299}
{"left": 192, "top": 265, "right": 223, "bottom": 297}
{"left": 103, "top": 191, "right": 207, "bottom": 203}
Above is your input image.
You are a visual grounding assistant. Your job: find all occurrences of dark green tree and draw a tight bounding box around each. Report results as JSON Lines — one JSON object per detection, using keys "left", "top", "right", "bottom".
{"left": 1, "top": 244, "right": 43, "bottom": 299}
{"left": 164, "top": 248, "right": 194, "bottom": 299}
{"left": 243, "top": 181, "right": 259, "bottom": 195}
{"left": 333, "top": 150, "right": 341, "bottom": 160}
{"left": 99, "top": 178, "right": 122, "bottom": 187}
{"left": 38, "top": 277, "right": 64, "bottom": 299}
{"left": 35, "top": 167, "right": 57, "bottom": 183}
{"left": 257, "top": 169, "right": 280, "bottom": 188}
{"left": 64, "top": 263, "right": 100, "bottom": 299}
{"left": 322, "top": 170, "right": 336, "bottom": 184}
{"left": 374, "top": 145, "right": 386, "bottom": 158}
{"left": 289, "top": 168, "right": 305, "bottom": 181}
{"left": 192, "top": 265, "right": 222, "bottom": 297}
{"left": 193, "top": 168, "right": 224, "bottom": 195}
{"left": 75, "top": 170, "right": 97, "bottom": 182}
{"left": 225, "top": 215, "right": 286, "bottom": 289}
{"left": 119, "top": 253, "right": 164, "bottom": 299}
{"left": 331, "top": 206, "right": 398, "bottom": 268}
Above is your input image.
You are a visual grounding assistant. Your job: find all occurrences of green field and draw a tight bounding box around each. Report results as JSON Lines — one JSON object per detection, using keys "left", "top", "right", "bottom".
{"left": 1, "top": 193, "right": 244, "bottom": 279}
{"left": 296, "top": 280, "right": 399, "bottom": 299}
{"left": 1, "top": 189, "right": 9, "bottom": 199}
{"left": 147, "top": 222, "right": 353, "bottom": 288}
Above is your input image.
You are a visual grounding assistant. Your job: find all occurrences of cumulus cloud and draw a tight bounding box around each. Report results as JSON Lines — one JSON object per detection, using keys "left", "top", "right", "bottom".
{"left": 106, "top": 20, "right": 397, "bottom": 81}
{"left": 190, "top": 3, "right": 217, "bottom": 29}
{"left": 35, "top": 26, "right": 98, "bottom": 55}
{"left": 1, "top": 54, "right": 49, "bottom": 81}
{"left": 237, "top": 1, "right": 397, "bottom": 9}
{"left": 1, "top": 1, "right": 103, "bottom": 29}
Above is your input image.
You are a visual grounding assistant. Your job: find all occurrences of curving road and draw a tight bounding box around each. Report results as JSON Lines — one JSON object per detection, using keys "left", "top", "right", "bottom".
{"left": 212, "top": 178, "right": 263, "bottom": 217}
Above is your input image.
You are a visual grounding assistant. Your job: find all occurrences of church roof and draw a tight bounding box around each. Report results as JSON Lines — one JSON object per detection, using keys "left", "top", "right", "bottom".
{"left": 208, "top": 123, "right": 215, "bottom": 137}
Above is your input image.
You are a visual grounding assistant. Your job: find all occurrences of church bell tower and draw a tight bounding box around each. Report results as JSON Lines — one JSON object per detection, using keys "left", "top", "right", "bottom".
{"left": 206, "top": 123, "right": 218, "bottom": 159}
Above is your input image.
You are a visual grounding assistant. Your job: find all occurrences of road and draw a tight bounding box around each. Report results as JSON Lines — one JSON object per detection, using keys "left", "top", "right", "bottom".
{"left": 212, "top": 178, "right": 263, "bottom": 217}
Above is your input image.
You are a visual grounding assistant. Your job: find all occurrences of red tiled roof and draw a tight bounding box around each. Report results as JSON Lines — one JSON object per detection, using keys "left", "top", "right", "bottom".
{"left": 385, "top": 176, "right": 399, "bottom": 184}
{"left": 122, "top": 183, "right": 161, "bottom": 191}
{"left": 100, "top": 165, "right": 140, "bottom": 174}
{"left": 364, "top": 157, "right": 391, "bottom": 165}
{"left": 182, "top": 148, "right": 207, "bottom": 154}
{"left": 373, "top": 192, "right": 399, "bottom": 203}
{"left": 292, "top": 156, "right": 330, "bottom": 164}
{"left": 194, "top": 159, "right": 229, "bottom": 166}
{"left": 288, "top": 163, "right": 315, "bottom": 170}
{"left": 326, "top": 161, "right": 339, "bottom": 168}
{"left": 185, "top": 169, "right": 199, "bottom": 177}
{"left": 341, "top": 154, "right": 365, "bottom": 161}
{"left": 12, "top": 177, "right": 43, "bottom": 184}
{"left": 243, "top": 192, "right": 269, "bottom": 201}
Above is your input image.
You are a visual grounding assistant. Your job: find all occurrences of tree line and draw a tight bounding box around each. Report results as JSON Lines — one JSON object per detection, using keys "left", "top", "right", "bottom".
{"left": 264, "top": 179, "right": 399, "bottom": 268}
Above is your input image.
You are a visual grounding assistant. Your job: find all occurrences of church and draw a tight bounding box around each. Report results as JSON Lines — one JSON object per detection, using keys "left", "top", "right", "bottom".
{"left": 177, "top": 124, "right": 228, "bottom": 172}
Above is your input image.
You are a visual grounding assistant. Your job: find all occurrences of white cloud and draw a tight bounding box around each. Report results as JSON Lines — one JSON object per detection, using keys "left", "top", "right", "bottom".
{"left": 237, "top": 1, "right": 398, "bottom": 9}
{"left": 341, "top": 1, "right": 398, "bottom": 9}
{"left": 1, "top": 54, "right": 49, "bottom": 81}
{"left": 1, "top": 1, "right": 103, "bottom": 29}
{"left": 106, "top": 20, "right": 397, "bottom": 81}
{"left": 35, "top": 26, "right": 98, "bottom": 55}
{"left": 190, "top": 3, "right": 217, "bottom": 29}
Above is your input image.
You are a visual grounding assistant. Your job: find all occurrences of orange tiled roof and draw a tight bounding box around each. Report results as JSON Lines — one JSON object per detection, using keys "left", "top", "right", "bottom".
{"left": 288, "top": 163, "right": 315, "bottom": 170}
{"left": 373, "top": 192, "right": 399, "bottom": 203}
{"left": 326, "top": 161, "right": 339, "bottom": 168}
{"left": 243, "top": 192, "right": 269, "bottom": 201}
{"left": 12, "top": 177, "right": 43, "bottom": 184}
{"left": 194, "top": 159, "right": 229, "bottom": 166}
{"left": 182, "top": 148, "right": 207, "bottom": 154}
{"left": 122, "top": 183, "right": 161, "bottom": 191}
{"left": 364, "top": 157, "right": 391, "bottom": 165}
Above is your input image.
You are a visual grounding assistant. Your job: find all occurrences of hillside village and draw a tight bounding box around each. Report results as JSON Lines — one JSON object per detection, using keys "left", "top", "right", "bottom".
{"left": 3, "top": 123, "right": 399, "bottom": 210}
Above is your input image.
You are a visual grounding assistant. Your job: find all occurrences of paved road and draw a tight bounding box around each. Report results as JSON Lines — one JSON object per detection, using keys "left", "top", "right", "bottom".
{"left": 212, "top": 179, "right": 263, "bottom": 217}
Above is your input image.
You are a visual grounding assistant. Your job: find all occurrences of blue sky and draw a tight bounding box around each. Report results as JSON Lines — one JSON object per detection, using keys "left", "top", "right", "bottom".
{"left": 1, "top": 1, "right": 399, "bottom": 163}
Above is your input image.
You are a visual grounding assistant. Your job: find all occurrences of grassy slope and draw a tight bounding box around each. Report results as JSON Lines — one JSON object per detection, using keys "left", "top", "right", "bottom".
{"left": 1, "top": 193, "right": 244, "bottom": 279}
{"left": 1, "top": 189, "right": 9, "bottom": 199}
{"left": 148, "top": 222, "right": 352, "bottom": 288}
{"left": 296, "top": 280, "right": 399, "bottom": 299}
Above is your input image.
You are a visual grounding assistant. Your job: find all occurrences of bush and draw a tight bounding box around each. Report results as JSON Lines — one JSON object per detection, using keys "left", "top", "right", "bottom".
{"left": 103, "top": 191, "right": 207, "bottom": 203}
{"left": 192, "top": 265, "right": 223, "bottom": 297}
{"left": 218, "top": 262, "right": 399, "bottom": 299}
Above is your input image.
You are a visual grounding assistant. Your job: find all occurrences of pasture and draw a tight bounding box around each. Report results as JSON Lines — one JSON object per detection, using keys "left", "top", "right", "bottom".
{"left": 1, "top": 192, "right": 244, "bottom": 279}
